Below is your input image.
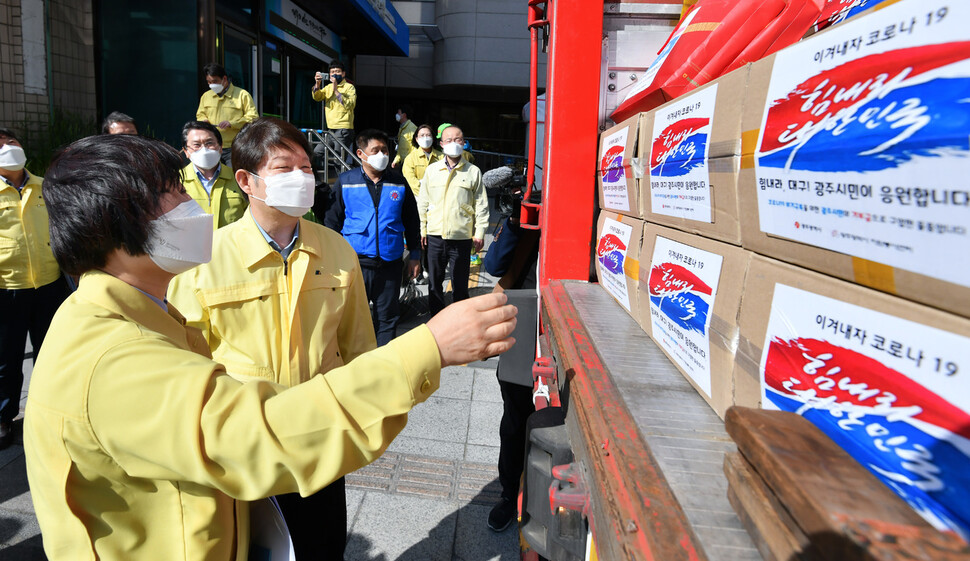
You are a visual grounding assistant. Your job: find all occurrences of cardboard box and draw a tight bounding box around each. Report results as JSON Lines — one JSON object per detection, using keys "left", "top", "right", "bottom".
{"left": 637, "top": 223, "right": 752, "bottom": 418}
{"left": 738, "top": 0, "right": 970, "bottom": 317}
{"left": 734, "top": 254, "right": 970, "bottom": 538}
{"left": 640, "top": 66, "right": 749, "bottom": 245}
{"left": 597, "top": 113, "right": 644, "bottom": 218}
{"left": 594, "top": 211, "right": 643, "bottom": 322}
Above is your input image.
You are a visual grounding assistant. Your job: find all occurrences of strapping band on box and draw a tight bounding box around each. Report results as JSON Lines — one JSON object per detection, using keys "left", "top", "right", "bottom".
{"left": 710, "top": 314, "right": 740, "bottom": 355}
{"left": 624, "top": 257, "right": 640, "bottom": 281}
{"left": 709, "top": 139, "right": 742, "bottom": 158}
{"left": 735, "top": 333, "right": 763, "bottom": 380}
{"left": 629, "top": 157, "right": 646, "bottom": 179}
{"left": 740, "top": 129, "right": 759, "bottom": 169}
{"left": 709, "top": 155, "right": 740, "bottom": 174}
{"left": 852, "top": 257, "right": 897, "bottom": 294}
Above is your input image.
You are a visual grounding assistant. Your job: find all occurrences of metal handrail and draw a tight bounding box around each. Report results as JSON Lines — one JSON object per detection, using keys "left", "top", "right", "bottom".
{"left": 521, "top": 0, "right": 549, "bottom": 230}
{"left": 300, "top": 129, "right": 362, "bottom": 184}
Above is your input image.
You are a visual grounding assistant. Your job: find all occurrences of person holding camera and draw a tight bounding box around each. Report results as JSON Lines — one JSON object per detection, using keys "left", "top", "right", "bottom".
{"left": 312, "top": 61, "right": 357, "bottom": 168}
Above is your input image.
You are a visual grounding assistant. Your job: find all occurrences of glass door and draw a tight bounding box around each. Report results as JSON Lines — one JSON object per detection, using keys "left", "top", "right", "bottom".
{"left": 287, "top": 50, "right": 325, "bottom": 130}
{"left": 261, "top": 39, "right": 284, "bottom": 118}
{"left": 220, "top": 24, "right": 256, "bottom": 96}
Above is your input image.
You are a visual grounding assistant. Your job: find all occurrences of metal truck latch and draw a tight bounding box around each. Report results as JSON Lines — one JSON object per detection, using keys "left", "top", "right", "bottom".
{"left": 549, "top": 462, "right": 589, "bottom": 517}
{"left": 532, "top": 356, "right": 561, "bottom": 409}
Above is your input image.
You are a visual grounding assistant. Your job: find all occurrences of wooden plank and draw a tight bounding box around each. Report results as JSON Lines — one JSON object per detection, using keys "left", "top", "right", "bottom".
{"left": 723, "top": 452, "right": 824, "bottom": 561}
{"left": 725, "top": 407, "right": 970, "bottom": 561}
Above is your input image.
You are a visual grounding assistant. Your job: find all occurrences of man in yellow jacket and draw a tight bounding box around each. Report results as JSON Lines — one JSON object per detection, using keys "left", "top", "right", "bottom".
{"left": 26, "top": 132, "right": 516, "bottom": 561}
{"left": 0, "top": 127, "right": 68, "bottom": 450}
{"left": 391, "top": 104, "right": 417, "bottom": 168}
{"left": 196, "top": 62, "right": 259, "bottom": 166}
{"left": 168, "top": 117, "right": 368, "bottom": 558}
{"left": 312, "top": 60, "right": 356, "bottom": 168}
{"left": 180, "top": 120, "right": 248, "bottom": 228}
{"left": 418, "top": 125, "right": 490, "bottom": 315}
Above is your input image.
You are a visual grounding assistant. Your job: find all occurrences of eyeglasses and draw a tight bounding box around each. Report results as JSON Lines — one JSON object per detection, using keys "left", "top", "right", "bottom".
{"left": 442, "top": 137, "right": 464, "bottom": 144}
{"left": 187, "top": 141, "right": 220, "bottom": 150}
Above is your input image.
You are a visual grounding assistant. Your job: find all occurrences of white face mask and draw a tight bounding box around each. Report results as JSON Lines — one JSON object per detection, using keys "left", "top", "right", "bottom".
{"left": 0, "top": 144, "right": 27, "bottom": 171}
{"left": 417, "top": 136, "right": 433, "bottom": 149}
{"left": 394, "top": 113, "right": 402, "bottom": 123}
{"left": 189, "top": 148, "right": 221, "bottom": 171}
{"left": 364, "top": 152, "right": 389, "bottom": 172}
{"left": 442, "top": 142, "right": 463, "bottom": 158}
{"left": 250, "top": 170, "right": 315, "bottom": 217}
{"left": 209, "top": 82, "right": 225, "bottom": 94}
{"left": 148, "top": 200, "right": 214, "bottom": 274}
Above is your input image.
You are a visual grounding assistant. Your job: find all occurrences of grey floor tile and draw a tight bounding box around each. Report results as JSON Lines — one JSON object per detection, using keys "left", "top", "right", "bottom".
{"left": 0, "top": 455, "right": 34, "bottom": 514}
{"left": 387, "top": 435, "right": 464, "bottom": 462}
{"left": 466, "top": 401, "right": 503, "bottom": 448}
{"left": 0, "top": 516, "right": 44, "bottom": 560}
{"left": 454, "top": 502, "right": 520, "bottom": 561}
{"left": 435, "top": 366, "right": 475, "bottom": 401}
{"left": 463, "top": 444, "right": 500, "bottom": 466}
{"left": 346, "top": 494, "right": 459, "bottom": 561}
{"left": 471, "top": 369, "right": 503, "bottom": 404}
{"left": 346, "top": 488, "right": 366, "bottom": 526}
{"left": 398, "top": 397, "right": 470, "bottom": 444}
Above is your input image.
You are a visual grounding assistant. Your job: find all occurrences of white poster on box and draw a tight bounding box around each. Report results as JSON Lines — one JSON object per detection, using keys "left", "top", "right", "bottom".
{"left": 760, "top": 284, "right": 970, "bottom": 538}
{"left": 599, "top": 127, "right": 631, "bottom": 212}
{"left": 649, "top": 85, "right": 717, "bottom": 223}
{"left": 754, "top": 0, "right": 970, "bottom": 288}
{"left": 647, "top": 236, "right": 723, "bottom": 396}
{"left": 595, "top": 217, "right": 633, "bottom": 311}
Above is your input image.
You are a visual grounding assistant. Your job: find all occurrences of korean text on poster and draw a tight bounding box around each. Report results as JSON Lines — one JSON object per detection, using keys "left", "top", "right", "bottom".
{"left": 600, "top": 127, "right": 631, "bottom": 212}
{"left": 596, "top": 217, "right": 634, "bottom": 311}
{"left": 648, "top": 236, "right": 723, "bottom": 396}
{"left": 760, "top": 283, "right": 970, "bottom": 538}
{"left": 649, "top": 85, "right": 717, "bottom": 223}
{"left": 754, "top": 0, "right": 970, "bottom": 287}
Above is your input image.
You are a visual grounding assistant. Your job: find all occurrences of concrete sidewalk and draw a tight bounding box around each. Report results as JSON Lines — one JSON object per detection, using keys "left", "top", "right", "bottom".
{"left": 0, "top": 218, "right": 517, "bottom": 560}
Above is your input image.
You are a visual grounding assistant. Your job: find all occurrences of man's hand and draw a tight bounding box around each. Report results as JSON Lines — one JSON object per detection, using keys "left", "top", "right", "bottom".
{"left": 421, "top": 236, "right": 428, "bottom": 249}
{"left": 426, "top": 293, "right": 517, "bottom": 367}
{"left": 315, "top": 71, "right": 324, "bottom": 84}
{"left": 218, "top": 121, "right": 231, "bottom": 130}
{"left": 472, "top": 238, "right": 484, "bottom": 252}
{"left": 391, "top": 162, "right": 398, "bottom": 168}
{"left": 407, "top": 259, "right": 421, "bottom": 280}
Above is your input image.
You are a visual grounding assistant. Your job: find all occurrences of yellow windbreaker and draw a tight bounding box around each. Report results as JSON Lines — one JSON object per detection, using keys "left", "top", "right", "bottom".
{"left": 196, "top": 83, "right": 260, "bottom": 147}
{"left": 0, "top": 172, "right": 61, "bottom": 289}
{"left": 402, "top": 148, "right": 443, "bottom": 197}
{"left": 25, "top": 270, "right": 440, "bottom": 561}
{"left": 181, "top": 162, "right": 248, "bottom": 229}
{"left": 392, "top": 120, "right": 417, "bottom": 167}
{"left": 311, "top": 80, "right": 357, "bottom": 129}
{"left": 168, "top": 211, "right": 376, "bottom": 387}
{"left": 418, "top": 158, "right": 490, "bottom": 241}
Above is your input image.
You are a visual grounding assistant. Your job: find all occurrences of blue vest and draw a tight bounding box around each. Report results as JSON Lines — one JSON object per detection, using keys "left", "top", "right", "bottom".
{"left": 340, "top": 174, "right": 407, "bottom": 261}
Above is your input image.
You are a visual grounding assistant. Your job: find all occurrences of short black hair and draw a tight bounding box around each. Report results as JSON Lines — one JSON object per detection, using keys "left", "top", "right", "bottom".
{"left": 101, "top": 111, "right": 136, "bottom": 134}
{"left": 398, "top": 104, "right": 413, "bottom": 118}
{"left": 203, "top": 62, "right": 227, "bottom": 78}
{"left": 411, "top": 124, "right": 433, "bottom": 149}
{"left": 43, "top": 134, "right": 185, "bottom": 275}
{"left": 0, "top": 127, "right": 21, "bottom": 143}
{"left": 329, "top": 60, "right": 346, "bottom": 72}
{"left": 181, "top": 120, "right": 223, "bottom": 148}
{"left": 355, "top": 129, "right": 390, "bottom": 151}
{"left": 231, "top": 117, "right": 312, "bottom": 174}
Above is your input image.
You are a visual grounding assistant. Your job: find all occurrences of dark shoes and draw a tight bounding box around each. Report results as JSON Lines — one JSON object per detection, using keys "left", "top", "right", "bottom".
{"left": 0, "top": 422, "right": 13, "bottom": 451}
{"left": 487, "top": 497, "right": 516, "bottom": 532}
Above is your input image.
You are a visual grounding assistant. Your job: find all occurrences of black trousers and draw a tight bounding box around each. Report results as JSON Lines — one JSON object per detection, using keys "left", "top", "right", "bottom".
{"left": 274, "top": 476, "right": 346, "bottom": 560}
{"left": 497, "top": 379, "right": 535, "bottom": 502}
{"left": 426, "top": 236, "right": 472, "bottom": 316}
{"left": 0, "top": 277, "right": 69, "bottom": 424}
{"left": 360, "top": 259, "right": 403, "bottom": 347}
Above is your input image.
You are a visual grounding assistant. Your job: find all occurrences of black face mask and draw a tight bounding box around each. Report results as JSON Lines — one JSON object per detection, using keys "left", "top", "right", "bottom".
{"left": 332, "top": 74, "right": 344, "bottom": 83}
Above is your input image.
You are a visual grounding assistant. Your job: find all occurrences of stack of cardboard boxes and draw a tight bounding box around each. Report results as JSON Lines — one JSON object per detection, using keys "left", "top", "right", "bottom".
{"left": 594, "top": 0, "right": 970, "bottom": 539}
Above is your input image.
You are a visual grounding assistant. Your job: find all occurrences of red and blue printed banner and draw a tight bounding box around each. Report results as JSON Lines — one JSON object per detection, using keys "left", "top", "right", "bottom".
{"left": 649, "top": 85, "right": 717, "bottom": 223}
{"left": 600, "top": 128, "right": 632, "bottom": 213}
{"left": 760, "top": 284, "right": 970, "bottom": 538}
{"left": 754, "top": 0, "right": 970, "bottom": 288}
{"left": 648, "top": 236, "right": 723, "bottom": 395}
{"left": 597, "top": 217, "right": 635, "bottom": 311}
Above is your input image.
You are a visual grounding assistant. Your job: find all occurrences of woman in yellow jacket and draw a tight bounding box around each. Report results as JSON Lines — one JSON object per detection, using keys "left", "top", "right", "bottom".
{"left": 0, "top": 127, "right": 68, "bottom": 450}
{"left": 24, "top": 132, "right": 517, "bottom": 561}
{"left": 401, "top": 124, "right": 443, "bottom": 197}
